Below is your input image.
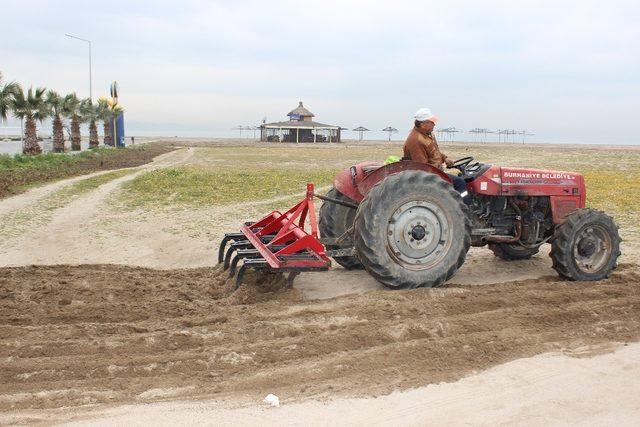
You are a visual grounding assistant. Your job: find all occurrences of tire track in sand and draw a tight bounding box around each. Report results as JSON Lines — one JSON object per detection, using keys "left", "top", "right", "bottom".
{"left": 0, "top": 263, "right": 639, "bottom": 413}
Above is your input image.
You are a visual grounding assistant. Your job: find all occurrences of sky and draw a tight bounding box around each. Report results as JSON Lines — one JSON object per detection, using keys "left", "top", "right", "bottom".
{"left": 1, "top": 0, "right": 639, "bottom": 143}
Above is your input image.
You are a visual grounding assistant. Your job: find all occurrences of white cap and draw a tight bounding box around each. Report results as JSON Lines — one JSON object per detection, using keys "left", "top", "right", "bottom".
{"left": 414, "top": 108, "right": 439, "bottom": 124}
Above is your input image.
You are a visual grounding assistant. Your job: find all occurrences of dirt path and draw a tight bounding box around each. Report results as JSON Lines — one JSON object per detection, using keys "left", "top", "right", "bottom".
{"left": 0, "top": 169, "right": 124, "bottom": 218}
{"left": 0, "top": 148, "right": 194, "bottom": 265}
{"left": 0, "top": 148, "right": 187, "bottom": 218}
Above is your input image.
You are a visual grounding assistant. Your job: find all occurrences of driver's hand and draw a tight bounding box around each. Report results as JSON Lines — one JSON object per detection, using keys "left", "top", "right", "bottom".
{"left": 444, "top": 158, "right": 454, "bottom": 168}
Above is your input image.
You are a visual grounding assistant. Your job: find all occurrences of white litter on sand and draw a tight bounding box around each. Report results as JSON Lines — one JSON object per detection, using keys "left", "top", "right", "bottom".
{"left": 263, "top": 394, "right": 280, "bottom": 408}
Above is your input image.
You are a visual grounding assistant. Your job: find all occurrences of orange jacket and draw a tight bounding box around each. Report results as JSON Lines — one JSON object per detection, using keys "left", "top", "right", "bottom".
{"left": 403, "top": 127, "right": 447, "bottom": 169}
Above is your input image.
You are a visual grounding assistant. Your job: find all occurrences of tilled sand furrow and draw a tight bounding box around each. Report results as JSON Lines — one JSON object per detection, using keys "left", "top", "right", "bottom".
{"left": 1, "top": 264, "right": 640, "bottom": 410}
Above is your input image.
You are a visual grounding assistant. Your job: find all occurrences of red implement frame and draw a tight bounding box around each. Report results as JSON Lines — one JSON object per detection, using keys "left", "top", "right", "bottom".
{"left": 239, "top": 183, "right": 331, "bottom": 269}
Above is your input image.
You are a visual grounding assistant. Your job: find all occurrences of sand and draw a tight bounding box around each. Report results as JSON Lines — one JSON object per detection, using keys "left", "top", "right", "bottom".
{"left": 1, "top": 264, "right": 639, "bottom": 417}
{"left": 17, "top": 342, "right": 637, "bottom": 426}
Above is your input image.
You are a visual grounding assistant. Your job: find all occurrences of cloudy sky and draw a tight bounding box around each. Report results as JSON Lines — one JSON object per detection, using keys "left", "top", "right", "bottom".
{"left": 1, "top": 0, "right": 639, "bottom": 143}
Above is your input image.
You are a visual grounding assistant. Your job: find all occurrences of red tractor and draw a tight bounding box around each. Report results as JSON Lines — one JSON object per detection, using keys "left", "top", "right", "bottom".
{"left": 219, "top": 157, "right": 621, "bottom": 289}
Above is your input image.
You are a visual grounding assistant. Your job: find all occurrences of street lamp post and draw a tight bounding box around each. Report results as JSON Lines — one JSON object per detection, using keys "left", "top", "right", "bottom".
{"left": 65, "top": 33, "right": 92, "bottom": 101}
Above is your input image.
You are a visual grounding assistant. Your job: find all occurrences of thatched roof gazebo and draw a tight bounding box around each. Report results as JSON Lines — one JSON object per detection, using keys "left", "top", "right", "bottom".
{"left": 260, "top": 102, "right": 342, "bottom": 143}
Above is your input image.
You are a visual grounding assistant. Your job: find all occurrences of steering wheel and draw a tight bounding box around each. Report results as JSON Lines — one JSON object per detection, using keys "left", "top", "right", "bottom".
{"left": 448, "top": 156, "right": 481, "bottom": 175}
{"left": 449, "top": 156, "right": 474, "bottom": 170}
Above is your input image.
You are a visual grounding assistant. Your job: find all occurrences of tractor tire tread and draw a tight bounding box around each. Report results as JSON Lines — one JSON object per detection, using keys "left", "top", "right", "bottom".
{"left": 550, "top": 208, "right": 621, "bottom": 281}
{"left": 354, "top": 171, "right": 471, "bottom": 289}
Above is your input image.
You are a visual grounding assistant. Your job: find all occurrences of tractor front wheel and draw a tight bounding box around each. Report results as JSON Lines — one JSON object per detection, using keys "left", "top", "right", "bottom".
{"left": 550, "top": 209, "right": 621, "bottom": 281}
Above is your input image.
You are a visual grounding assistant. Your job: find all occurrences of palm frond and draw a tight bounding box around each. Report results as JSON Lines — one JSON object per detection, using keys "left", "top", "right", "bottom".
{"left": 46, "top": 90, "right": 64, "bottom": 116}
{"left": 79, "top": 97, "right": 97, "bottom": 121}
{"left": 9, "top": 85, "right": 48, "bottom": 121}
{"left": 96, "top": 97, "right": 112, "bottom": 120}
{"left": 0, "top": 76, "right": 20, "bottom": 121}
{"left": 9, "top": 85, "right": 28, "bottom": 119}
{"left": 62, "top": 93, "right": 81, "bottom": 118}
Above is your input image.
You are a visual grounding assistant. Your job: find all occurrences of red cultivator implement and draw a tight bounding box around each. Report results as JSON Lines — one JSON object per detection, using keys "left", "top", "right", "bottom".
{"left": 218, "top": 184, "right": 341, "bottom": 288}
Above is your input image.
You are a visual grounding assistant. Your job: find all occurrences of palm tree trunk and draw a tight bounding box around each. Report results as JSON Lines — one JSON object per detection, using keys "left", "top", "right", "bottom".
{"left": 52, "top": 115, "right": 65, "bottom": 153}
{"left": 23, "top": 116, "right": 42, "bottom": 155}
{"left": 71, "top": 116, "right": 81, "bottom": 151}
{"left": 104, "top": 120, "right": 113, "bottom": 146}
{"left": 89, "top": 119, "right": 99, "bottom": 149}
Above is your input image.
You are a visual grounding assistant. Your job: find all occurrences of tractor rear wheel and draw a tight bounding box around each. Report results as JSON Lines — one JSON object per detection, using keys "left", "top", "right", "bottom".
{"left": 550, "top": 209, "right": 621, "bottom": 281}
{"left": 318, "top": 187, "right": 363, "bottom": 270}
{"left": 354, "top": 170, "right": 471, "bottom": 289}
{"left": 489, "top": 243, "right": 539, "bottom": 260}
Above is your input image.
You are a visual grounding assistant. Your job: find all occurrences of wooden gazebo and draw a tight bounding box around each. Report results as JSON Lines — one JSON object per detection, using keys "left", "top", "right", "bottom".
{"left": 260, "top": 102, "right": 342, "bottom": 143}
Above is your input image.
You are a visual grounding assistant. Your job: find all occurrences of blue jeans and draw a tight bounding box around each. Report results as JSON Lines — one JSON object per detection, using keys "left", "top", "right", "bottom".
{"left": 447, "top": 173, "right": 471, "bottom": 204}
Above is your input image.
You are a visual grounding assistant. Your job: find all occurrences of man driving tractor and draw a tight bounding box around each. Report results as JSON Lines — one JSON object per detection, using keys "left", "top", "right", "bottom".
{"left": 403, "top": 108, "right": 468, "bottom": 200}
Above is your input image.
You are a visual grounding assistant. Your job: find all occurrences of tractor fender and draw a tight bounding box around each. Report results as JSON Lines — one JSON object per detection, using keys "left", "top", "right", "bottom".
{"left": 334, "top": 161, "right": 452, "bottom": 203}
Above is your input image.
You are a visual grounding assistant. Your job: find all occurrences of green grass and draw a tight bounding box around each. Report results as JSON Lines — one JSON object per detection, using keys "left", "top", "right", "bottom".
{"left": 58, "top": 169, "right": 134, "bottom": 198}
{"left": 120, "top": 166, "right": 336, "bottom": 208}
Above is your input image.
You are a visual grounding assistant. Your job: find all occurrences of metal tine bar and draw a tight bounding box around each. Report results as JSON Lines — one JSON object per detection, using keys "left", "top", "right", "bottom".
{"left": 217, "top": 233, "right": 247, "bottom": 264}
{"left": 235, "top": 259, "right": 268, "bottom": 289}
{"left": 217, "top": 232, "right": 277, "bottom": 265}
{"left": 286, "top": 271, "right": 300, "bottom": 288}
{"left": 229, "top": 245, "right": 290, "bottom": 276}
{"left": 235, "top": 264, "right": 250, "bottom": 289}
{"left": 223, "top": 242, "right": 253, "bottom": 270}
{"left": 229, "top": 250, "right": 262, "bottom": 276}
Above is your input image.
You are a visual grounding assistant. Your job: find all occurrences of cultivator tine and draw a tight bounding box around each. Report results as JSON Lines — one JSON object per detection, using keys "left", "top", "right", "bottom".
{"left": 228, "top": 245, "right": 288, "bottom": 277}
{"left": 223, "top": 241, "right": 253, "bottom": 270}
{"left": 235, "top": 264, "right": 249, "bottom": 289}
{"left": 286, "top": 271, "right": 300, "bottom": 288}
{"left": 229, "top": 249, "right": 260, "bottom": 277}
{"left": 218, "top": 233, "right": 247, "bottom": 264}
{"left": 235, "top": 259, "right": 269, "bottom": 289}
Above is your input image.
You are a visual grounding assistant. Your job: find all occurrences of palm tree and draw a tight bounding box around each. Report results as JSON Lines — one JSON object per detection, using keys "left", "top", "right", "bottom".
{"left": 80, "top": 98, "right": 99, "bottom": 149}
{"left": 96, "top": 97, "right": 123, "bottom": 147}
{"left": 0, "top": 72, "right": 19, "bottom": 123}
{"left": 10, "top": 85, "right": 47, "bottom": 155}
{"left": 96, "top": 97, "right": 112, "bottom": 146}
{"left": 63, "top": 93, "right": 82, "bottom": 151}
{"left": 46, "top": 90, "right": 66, "bottom": 152}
